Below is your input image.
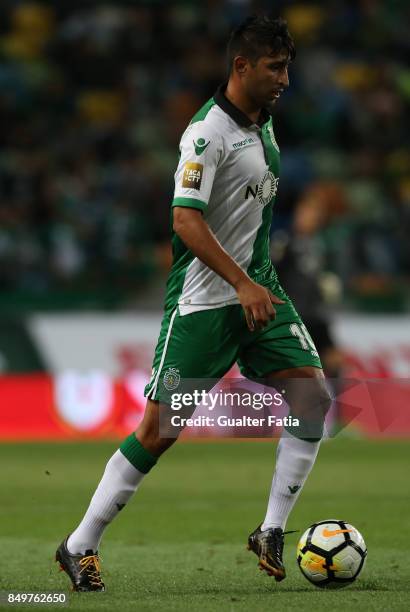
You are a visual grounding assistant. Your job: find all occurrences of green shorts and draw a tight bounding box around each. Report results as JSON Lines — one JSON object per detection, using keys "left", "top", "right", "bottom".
{"left": 144, "top": 281, "right": 322, "bottom": 402}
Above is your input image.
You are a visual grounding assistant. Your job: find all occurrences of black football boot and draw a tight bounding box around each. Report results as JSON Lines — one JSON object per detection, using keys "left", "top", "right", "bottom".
{"left": 247, "top": 525, "right": 295, "bottom": 581}
{"left": 55, "top": 536, "right": 105, "bottom": 592}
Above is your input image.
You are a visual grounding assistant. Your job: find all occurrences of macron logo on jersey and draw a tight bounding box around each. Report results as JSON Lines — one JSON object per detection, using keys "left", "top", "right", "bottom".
{"left": 232, "top": 137, "right": 256, "bottom": 150}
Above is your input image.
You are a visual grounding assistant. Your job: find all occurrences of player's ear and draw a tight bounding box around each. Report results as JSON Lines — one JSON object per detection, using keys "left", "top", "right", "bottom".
{"left": 233, "top": 56, "right": 248, "bottom": 75}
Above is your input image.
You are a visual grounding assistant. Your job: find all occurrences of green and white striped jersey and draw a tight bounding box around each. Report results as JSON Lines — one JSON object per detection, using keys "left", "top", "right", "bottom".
{"left": 165, "top": 84, "right": 281, "bottom": 315}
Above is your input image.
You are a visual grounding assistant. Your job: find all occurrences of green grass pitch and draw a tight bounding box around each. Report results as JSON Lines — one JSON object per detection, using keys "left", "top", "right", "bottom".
{"left": 0, "top": 438, "right": 409, "bottom": 611}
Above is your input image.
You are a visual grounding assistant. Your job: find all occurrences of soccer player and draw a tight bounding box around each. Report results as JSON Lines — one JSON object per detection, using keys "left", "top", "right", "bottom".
{"left": 56, "top": 15, "right": 331, "bottom": 591}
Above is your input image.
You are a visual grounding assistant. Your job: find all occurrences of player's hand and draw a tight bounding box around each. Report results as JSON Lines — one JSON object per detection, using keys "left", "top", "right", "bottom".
{"left": 235, "top": 278, "right": 285, "bottom": 331}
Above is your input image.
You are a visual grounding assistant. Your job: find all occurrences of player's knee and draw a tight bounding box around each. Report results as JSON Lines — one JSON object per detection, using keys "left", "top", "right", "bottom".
{"left": 308, "top": 383, "right": 331, "bottom": 440}
{"left": 287, "top": 379, "right": 332, "bottom": 441}
{"left": 315, "top": 381, "right": 332, "bottom": 418}
{"left": 304, "top": 381, "right": 332, "bottom": 430}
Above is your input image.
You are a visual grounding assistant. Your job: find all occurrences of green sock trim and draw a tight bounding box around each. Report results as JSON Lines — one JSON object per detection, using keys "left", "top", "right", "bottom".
{"left": 119, "top": 434, "right": 157, "bottom": 474}
{"left": 284, "top": 417, "right": 324, "bottom": 442}
{"left": 296, "top": 435, "right": 322, "bottom": 443}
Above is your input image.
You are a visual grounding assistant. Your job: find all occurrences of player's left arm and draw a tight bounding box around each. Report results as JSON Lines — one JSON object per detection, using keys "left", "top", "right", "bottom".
{"left": 172, "top": 120, "right": 222, "bottom": 214}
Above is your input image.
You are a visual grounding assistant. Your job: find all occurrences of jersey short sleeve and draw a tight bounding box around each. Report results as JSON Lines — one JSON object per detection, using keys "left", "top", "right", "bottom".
{"left": 172, "top": 121, "right": 222, "bottom": 212}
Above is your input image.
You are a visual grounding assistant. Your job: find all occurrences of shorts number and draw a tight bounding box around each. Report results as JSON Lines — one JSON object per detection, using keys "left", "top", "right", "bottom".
{"left": 290, "top": 323, "right": 317, "bottom": 354}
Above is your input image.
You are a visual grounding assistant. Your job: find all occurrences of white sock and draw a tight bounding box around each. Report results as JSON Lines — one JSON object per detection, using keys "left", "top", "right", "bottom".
{"left": 67, "top": 450, "right": 145, "bottom": 554}
{"left": 261, "top": 434, "right": 321, "bottom": 531}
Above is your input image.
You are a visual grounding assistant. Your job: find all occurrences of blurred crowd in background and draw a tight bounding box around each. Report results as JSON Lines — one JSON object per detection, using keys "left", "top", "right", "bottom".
{"left": 0, "top": 0, "right": 409, "bottom": 313}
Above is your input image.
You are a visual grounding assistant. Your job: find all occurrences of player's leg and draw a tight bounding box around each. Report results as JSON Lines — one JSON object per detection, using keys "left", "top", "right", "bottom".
{"left": 64, "top": 398, "right": 176, "bottom": 555}
{"left": 56, "top": 397, "right": 178, "bottom": 592}
{"left": 248, "top": 366, "right": 330, "bottom": 581}
{"left": 261, "top": 365, "right": 329, "bottom": 533}
{"left": 239, "top": 284, "right": 331, "bottom": 580}
{"left": 57, "top": 306, "right": 239, "bottom": 591}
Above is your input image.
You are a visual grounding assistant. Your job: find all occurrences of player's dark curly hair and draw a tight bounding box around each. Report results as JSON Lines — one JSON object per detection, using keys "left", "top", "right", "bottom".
{"left": 227, "top": 15, "right": 296, "bottom": 72}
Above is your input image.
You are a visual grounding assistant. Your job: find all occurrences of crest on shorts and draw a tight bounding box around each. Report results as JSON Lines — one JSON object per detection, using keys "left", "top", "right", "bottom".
{"left": 163, "top": 367, "right": 180, "bottom": 390}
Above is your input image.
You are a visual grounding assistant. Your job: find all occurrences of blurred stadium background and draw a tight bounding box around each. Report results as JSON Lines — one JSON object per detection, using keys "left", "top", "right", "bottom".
{"left": 1, "top": 2, "right": 410, "bottom": 609}
{"left": 0, "top": 0, "right": 409, "bottom": 439}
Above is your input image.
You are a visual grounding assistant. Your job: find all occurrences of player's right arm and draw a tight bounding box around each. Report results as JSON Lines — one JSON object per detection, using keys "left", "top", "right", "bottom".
{"left": 173, "top": 207, "right": 284, "bottom": 331}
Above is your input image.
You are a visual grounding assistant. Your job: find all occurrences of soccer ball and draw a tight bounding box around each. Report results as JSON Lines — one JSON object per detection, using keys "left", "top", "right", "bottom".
{"left": 297, "top": 519, "right": 367, "bottom": 588}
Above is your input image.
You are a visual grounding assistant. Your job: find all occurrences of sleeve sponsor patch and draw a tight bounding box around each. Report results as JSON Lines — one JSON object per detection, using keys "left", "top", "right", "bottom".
{"left": 182, "top": 162, "right": 203, "bottom": 190}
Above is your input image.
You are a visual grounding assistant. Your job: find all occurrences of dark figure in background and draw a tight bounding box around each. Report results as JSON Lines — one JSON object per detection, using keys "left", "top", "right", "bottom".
{"left": 271, "top": 189, "right": 346, "bottom": 431}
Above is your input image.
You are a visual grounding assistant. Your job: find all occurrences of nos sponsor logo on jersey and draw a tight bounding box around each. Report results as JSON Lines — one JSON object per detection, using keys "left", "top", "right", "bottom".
{"left": 245, "top": 171, "right": 279, "bottom": 206}
{"left": 182, "top": 162, "right": 203, "bottom": 190}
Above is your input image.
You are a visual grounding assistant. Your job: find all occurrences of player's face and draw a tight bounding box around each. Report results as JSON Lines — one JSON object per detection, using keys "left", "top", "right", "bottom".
{"left": 244, "top": 50, "right": 290, "bottom": 109}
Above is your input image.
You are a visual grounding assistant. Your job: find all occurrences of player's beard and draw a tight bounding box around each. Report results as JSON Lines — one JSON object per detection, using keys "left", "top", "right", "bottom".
{"left": 265, "top": 100, "right": 276, "bottom": 113}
